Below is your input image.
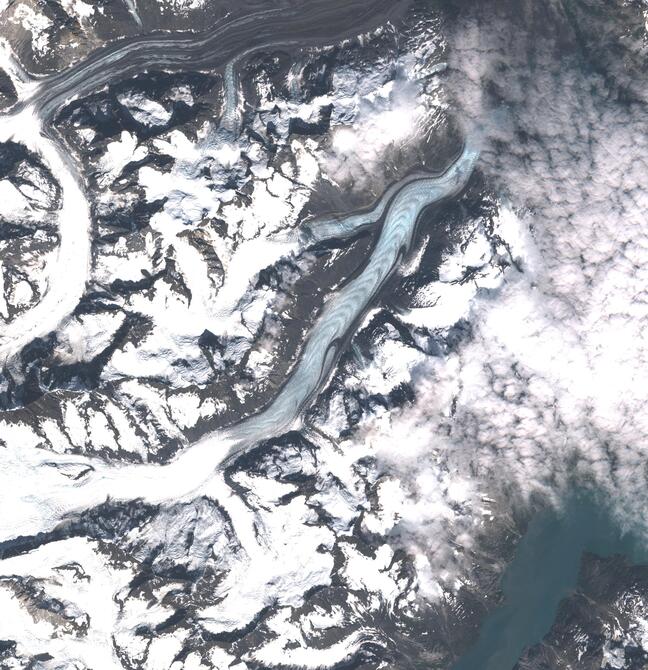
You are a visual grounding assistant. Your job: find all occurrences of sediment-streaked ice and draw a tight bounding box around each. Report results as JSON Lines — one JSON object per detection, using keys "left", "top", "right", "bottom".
{"left": 0, "top": 107, "right": 91, "bottom": 367}
{"left": 0, "top": 145, "right": 477, "bottom": 545}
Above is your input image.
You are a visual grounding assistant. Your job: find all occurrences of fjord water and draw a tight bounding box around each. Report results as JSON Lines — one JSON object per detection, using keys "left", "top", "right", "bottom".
{"left": 453, "top": 492, "right": 648, "bottom": 670}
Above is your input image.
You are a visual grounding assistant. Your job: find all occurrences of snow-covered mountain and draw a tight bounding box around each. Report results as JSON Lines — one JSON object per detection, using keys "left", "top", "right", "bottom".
{"left": 2, "top": 0, "right": 648, "bottom": 668}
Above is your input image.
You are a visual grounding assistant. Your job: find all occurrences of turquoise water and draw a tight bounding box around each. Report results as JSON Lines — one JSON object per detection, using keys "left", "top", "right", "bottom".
{"left": 452, "top": 493, "right": 648, "bottom": 670}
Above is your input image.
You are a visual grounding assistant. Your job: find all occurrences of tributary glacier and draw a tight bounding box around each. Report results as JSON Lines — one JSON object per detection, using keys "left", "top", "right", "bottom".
{"left": 1, "top": 0, "right": 648, "bottom": 668}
